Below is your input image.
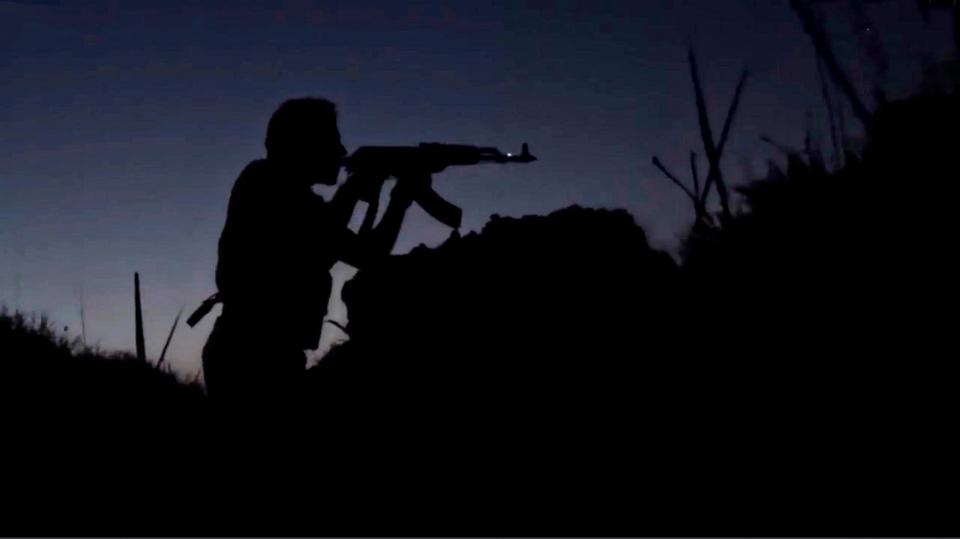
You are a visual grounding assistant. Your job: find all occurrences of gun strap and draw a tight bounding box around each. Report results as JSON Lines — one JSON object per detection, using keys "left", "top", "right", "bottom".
{"left": 186, "top": 292, "right": 222, "bottom": 328}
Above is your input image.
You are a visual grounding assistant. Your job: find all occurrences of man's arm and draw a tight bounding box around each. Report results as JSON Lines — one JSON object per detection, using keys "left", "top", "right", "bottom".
{"left": 325, "top": 174, "right": 368, "bottom": 230}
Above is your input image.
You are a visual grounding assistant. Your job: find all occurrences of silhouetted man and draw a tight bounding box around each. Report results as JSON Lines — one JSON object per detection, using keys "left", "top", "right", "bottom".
{"left": 201, "top": 97, "right": 417, "bottom": 413}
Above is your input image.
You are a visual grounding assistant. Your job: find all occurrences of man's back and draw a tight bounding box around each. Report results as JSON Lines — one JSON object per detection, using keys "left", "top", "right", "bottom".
{"left": 215, "top": 159, "right": 335, "bottom": 349}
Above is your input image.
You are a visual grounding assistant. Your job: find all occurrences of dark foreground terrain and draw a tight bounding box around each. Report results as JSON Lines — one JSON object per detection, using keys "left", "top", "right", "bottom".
{"left": 2, "top": 94, "right": 958, "bottom": 536}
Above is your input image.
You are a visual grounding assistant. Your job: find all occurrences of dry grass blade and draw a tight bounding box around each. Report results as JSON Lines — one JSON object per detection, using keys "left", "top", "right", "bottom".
{"left": 716, "top": 68, "right": 749, "bottom": 156}
{"left": 157, "top": 308, "right": 183, "bottom": 369}
{"left": 652, "top": 156, "right": 696, "bottom": 200}
{"left": 789, "top": 0, "right": 873, "bottom": 128}
{"left": 690, "top": 151, "right": 700, "bottom": 199}
{"left": 688, "top": 47, "right": 719, "bottom": 166}
{"left": 688, "top": 47, "right": 732, "bottom": 220}
{"left": 760, "top": 134, "right": 796, "bottom": 157}
{"left": 817, "top": 55, "right": 843, "bottom": 169}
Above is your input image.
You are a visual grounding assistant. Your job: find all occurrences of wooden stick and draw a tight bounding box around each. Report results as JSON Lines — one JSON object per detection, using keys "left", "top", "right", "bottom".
{"left": 134, "top": 272, "right": 146, "bottom": 362}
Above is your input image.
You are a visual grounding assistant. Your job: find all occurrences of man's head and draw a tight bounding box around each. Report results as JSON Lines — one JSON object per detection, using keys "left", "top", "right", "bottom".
{"left": 265, "top": 97, "right": 347, "bottom": 186}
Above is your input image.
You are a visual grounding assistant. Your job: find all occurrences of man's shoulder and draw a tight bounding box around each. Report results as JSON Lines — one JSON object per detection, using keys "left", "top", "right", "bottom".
{"left": 238, "top": 159, "right": 270, "bottom": 181}
{"left": 231, "top": 159, "right": 271, "bottom": 194}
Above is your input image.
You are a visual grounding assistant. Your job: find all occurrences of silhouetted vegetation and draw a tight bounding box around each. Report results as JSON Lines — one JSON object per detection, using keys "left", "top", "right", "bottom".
{"left": 1, "top": 307, "right": 219, "bottom": 534}
{"left": 653, "top": 47, "right": 748, "bottom": 227}
{"left": 1, "top": 308, "right": 205, "bottom": 414}
{"left": 302, "top": 92, "right": 959, "bottom": 535}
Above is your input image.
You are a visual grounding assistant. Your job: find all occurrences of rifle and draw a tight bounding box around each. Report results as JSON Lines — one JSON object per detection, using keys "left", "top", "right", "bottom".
{"left": 343, "top": 142, "right": 536, "bottom": 230}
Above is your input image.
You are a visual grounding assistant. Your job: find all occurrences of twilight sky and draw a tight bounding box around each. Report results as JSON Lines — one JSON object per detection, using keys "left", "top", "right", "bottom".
{"left": 1, "top": 0, "right": 955, "bottom": 376}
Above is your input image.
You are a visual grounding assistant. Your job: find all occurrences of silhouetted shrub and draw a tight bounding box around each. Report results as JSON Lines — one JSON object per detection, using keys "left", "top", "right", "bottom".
{"left": 1, "top": 307, "right": 207, "bottom": 435}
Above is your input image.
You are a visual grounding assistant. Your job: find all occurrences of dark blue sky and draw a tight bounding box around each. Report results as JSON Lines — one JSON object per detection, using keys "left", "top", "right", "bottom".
{"left": 1, "top": 0, "right": 954, "bottom": 374}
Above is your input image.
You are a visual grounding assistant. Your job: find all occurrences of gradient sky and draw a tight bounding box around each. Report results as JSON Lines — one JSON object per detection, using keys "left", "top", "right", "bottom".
{"left": 1, "top": 0, "right": 955, "bottom": 376}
